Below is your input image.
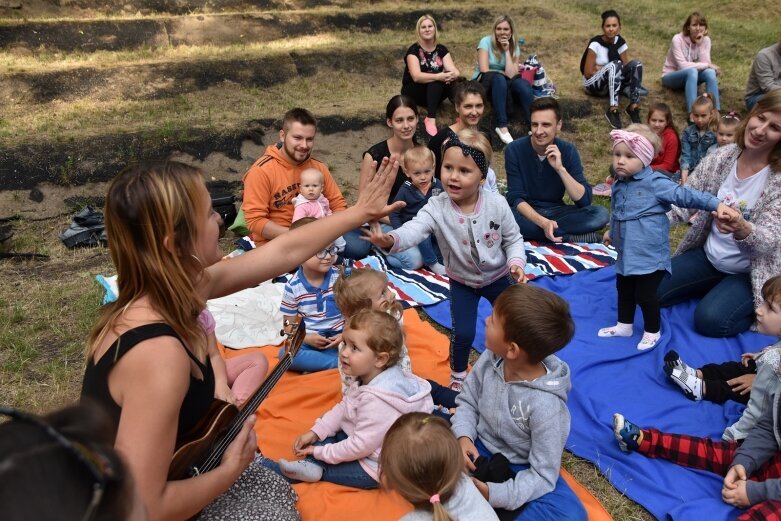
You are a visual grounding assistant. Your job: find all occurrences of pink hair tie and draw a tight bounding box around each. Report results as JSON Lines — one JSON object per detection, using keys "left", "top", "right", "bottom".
{"left": 610, "top": 129, "right": 655, "bottom": 167}
{"left": 429, "top": 494, "right": 441, "bottom": 504}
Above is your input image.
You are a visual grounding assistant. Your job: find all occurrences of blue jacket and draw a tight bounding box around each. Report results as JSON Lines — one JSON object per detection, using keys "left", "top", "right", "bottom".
{"left": 610, "top": 166, "right": 719, "bottom": 275}
{"left": 389, "top": 179, "right": 443, "bottom": 229}
{"left": 505, "top": 137, "right": 592, "bottom": 210}
{"left": 680, "top": 124, "right": 717, "bottom": 172}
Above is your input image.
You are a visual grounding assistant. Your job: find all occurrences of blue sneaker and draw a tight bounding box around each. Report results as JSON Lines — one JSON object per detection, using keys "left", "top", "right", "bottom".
{"left": 613, "top": 413, "right": 642, "bottom": 452}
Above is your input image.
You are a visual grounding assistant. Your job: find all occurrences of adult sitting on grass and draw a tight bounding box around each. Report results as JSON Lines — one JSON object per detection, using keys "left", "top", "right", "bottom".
{"left": 401, "top": 14, "right": 461, "bottom": 137}
{"left": 505, "top": 97, "right": 609, "bottom": 243}
{"left": 471, "top": 14, "right": 533, "bottom": 145}
{"left": 242, "top": 108, "right": 366, "bottom": 259}
{"left": 657, "top": 89, "right": 781, "bottom": 338}
{"left": 745, "top": 37, "right": 781, "bottom": 111}
{"left": 0, "top": 402, "right": 146, "bottom": 521}
{"left": 581, "top": 9, "right": 644, "bottom": 129}
{"left": 661, "top": 12, "right": 721, "bottom": 112}
{"left": 80, "top": 158, "right": 401, "bottom": 520}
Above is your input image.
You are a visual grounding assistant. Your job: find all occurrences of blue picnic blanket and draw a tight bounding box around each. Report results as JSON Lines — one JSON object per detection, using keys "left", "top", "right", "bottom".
{"left": 423, "top": 266, "right": 777, "bottom": 521}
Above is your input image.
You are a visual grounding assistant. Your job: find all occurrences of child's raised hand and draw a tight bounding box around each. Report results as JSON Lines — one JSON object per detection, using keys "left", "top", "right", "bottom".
{"left": 458, "top": 436, "right": 479, "bottom": 472}
{"left": 361, "top": 221, "right": 395, "bottom": 250}
{"left": 602, "top": 230, "right": 611, "bottom": 247}
{"left": 471, "top": 477, "right": 490, "bottom": 500}
{"left": 293, "top": 430, "right": 319, "bottom": 456}
{"left": 722, "top": 464, "right": 750, "bottom": 507}
{"left": 510, "top": 265, "right": 527, "bottom": 283}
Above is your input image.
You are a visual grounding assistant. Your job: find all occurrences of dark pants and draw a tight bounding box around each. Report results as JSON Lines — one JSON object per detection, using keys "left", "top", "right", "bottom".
{"left": 479, "top": 72, "right": 534, "bottom": 126}
{"left": 700, "top": 359, "right": 757, "bottom": 405}
{"left": 638, "top": 429, "right": 781, "bottom": 521}
{"left": 513, "top": 204, "right": 610, "bottom": 241}
{"left": 401, "top": 80, "right": 453, "bottom": 118}
{"left": 657, "top": 247, "right": 755, "bottom": 337}
{"left": 616, "top": 270, "right": 666, "bottom": 333}
{"left": 449, "top": 275, "right": 515, "bottom": 373}
{"left": 584, "top": 59, "right": 643, "bottom": 106}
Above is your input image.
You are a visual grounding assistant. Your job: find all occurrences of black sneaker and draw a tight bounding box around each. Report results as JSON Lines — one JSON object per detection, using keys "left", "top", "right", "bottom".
{"left": 625, "top": 104, "right": 641, "bottom": 124}
{"left": 605, "top": 108, "right": 622, "bottom": 129}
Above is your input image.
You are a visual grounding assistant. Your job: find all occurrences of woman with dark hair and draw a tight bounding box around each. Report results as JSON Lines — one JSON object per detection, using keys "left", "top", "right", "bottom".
{"left": 79, "top": 158, "right": 400, "bottom": 520}
{"left": 658, "top": 89, "right": 781, "bottom": 337}
{"left": 0, "top": 402, "right": 145, "bottom": 521}
{"left": 401, "top": 14, "right": 461, "bottom": 137}
{"left": 581, "top": 9, "right": 644, "bottom": 129}
{"left": 471, "top": 14, "right": 533, "bottom": 145}
{"left": 662, "top": 11, "right": 721, "bottom": 112}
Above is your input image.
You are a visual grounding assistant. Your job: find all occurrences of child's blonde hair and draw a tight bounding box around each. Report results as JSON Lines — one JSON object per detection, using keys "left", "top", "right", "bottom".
{"left": 455, "top": 128, "right": 492, "bottom": 164}
{"left": 402, "top": 145, "right": 436, "bottom": 173}
{"left": 334, "top": 267, "right": 403, "bottom": 319}
{"left": 299, "top": 167, "right": 324, "bottom": 184}
{"left": 691, "top": 94, "right": 719, "bottom": 131}
{"left": 623, "top": 123, "right": 662, "bottom": 156}
{"left": 380, "top": 413, "right": 462, "bottom": 521}
{"left": 719, "top": 112, "right": 741, "bottom": 131}
{"left": 345, "top": 310, "right": 403, "bottom": 368}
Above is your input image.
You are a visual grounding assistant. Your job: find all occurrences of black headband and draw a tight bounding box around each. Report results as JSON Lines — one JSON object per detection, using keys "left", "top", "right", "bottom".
{"left": 442, "top": 132, "right": 489, "bottom": 177}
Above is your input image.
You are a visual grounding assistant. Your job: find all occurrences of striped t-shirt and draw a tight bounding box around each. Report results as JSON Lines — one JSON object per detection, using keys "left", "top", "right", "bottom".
{"left": 279, "top": 266, "right": 344, "bottom": 333}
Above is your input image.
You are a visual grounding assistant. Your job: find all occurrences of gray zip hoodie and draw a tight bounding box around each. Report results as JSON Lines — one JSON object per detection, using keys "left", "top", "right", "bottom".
{"left": 451, "top": 351, "right": 571, "bottom": 510}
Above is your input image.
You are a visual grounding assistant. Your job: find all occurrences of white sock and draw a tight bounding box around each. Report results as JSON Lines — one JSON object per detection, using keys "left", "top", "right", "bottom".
{"left": 426, "top": 262, "right": 447, "bottom": 276}
{"left": 598, "top": 322, "right": 633, "bottom": 337}
{"left": 278, "top": 459, "right": 324, "bottom": 482}
{"left": 667, "top": 367, "right": 703, "bottom": 400}
{"left": 637, "top": 331, "right": 661, "bottom": 350}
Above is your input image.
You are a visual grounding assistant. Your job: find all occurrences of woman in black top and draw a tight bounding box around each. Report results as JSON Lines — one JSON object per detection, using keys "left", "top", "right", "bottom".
{"left": 401, "top": 14, "right": 460, "bottom": 137}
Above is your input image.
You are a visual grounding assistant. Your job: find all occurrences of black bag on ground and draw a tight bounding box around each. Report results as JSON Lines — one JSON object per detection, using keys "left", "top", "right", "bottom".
{"left": 59, "top": 206, "right": 107, "bottom": 248}
{"left": 211, "top": 193, "right": 237, "bottom": 228}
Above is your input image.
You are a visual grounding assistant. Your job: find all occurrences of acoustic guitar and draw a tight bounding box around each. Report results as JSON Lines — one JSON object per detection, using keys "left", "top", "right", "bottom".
{"left": 168, "top": 317, "right": 305, "bottom": 480}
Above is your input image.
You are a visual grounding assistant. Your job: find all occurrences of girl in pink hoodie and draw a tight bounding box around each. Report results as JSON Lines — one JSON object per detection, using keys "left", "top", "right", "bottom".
{"left": 267, "top": 310, "right": 434, "bottom": 489}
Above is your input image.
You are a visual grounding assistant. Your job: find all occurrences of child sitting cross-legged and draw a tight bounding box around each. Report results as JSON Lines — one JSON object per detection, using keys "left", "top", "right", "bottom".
{"left": 390, "top": 146, "right": 446, "bottom": 275}
{"left": 279, "top": 217, "right": 344, "bottom": 372}
{"left": 600, "top": 124, "right": 734, "bottom": 350}
{"left": 380, "top": 412, "right": 499, "bottom": 521}
{"left": 264, "top": 310, "right": 434, "bottom": 489}
{"left": 613, "top": 275, "right": 781, "bottom": 519}
{"left": 365, "top": 128, "right": 527, "bottom": 391}
{"left": 451, "top": 284, "right": 587, "bottom": 519}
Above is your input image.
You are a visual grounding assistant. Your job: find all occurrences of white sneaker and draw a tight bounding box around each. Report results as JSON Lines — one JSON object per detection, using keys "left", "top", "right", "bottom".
{"left": 426, "top": 262, "right": 447, "bottom": 276}
{"left": 495, "top": 127, "right": 513, "bottom": 145}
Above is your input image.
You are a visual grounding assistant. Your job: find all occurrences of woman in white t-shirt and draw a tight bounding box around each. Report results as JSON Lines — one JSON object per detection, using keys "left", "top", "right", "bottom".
{"left": 471, "top": 14, "right": 533, "bottom": 145}
{"left": 657, "top": 89, "right": 781, "bottom": 337}
{"left": 580, "top": 9, "right": 644, "bottom": 130}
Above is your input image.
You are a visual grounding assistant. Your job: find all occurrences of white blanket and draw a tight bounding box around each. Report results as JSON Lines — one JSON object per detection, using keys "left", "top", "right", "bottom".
{"left": 207, "top": 281, "right": 286, "bottom": 349}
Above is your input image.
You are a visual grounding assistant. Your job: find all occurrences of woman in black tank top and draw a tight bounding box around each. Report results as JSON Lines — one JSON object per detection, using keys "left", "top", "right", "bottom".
{"left": 80, "top": 159, "right": 399, "bottom": 520}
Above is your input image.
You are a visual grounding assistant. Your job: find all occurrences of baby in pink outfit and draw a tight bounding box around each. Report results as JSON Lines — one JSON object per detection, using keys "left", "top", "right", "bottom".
{"left": 292, "top": 168, "right": 345, "bottom": 251}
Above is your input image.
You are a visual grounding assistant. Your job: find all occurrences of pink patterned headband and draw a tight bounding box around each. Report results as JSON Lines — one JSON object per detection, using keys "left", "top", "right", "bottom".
{"left": 610, "top": 129, "right": 654, "bottom": 167}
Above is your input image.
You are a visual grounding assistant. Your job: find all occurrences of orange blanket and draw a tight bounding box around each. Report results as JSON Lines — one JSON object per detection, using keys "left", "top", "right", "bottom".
{"left": 222, "top": 310, "right": 611, "bottom": 520}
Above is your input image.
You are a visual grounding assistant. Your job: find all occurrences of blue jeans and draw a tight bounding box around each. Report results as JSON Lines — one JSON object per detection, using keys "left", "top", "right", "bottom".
{"left": 378, "top": 224, "right": 426, "bottom": 270}
{"left": 513, "top": 204, "right": 610, "bottom": 242}
{"left": 285, "top": 328, "right": 341, "bottom": 372}
{"left": 262, "top": 431, "right": 377, "bottom": 489}
{"left": 481, "top": 72, "right": 534, "bottom": 127}
{"left": 342, "top": 227, "right": 372, "bottom": 260}
{"left": 746, "top": 92, "right": 763, "bottom": 111}
{"left": 474, "top": 439, "right": 587, "bottom": 521}
{"left": 450, "top": 275, "right": 515, "bottom": 372}
{"left": 656, "top": 247, "right": 754, "bottom": 337}
{"left": 662, "top": 67, "right": 720, "bottom": 112}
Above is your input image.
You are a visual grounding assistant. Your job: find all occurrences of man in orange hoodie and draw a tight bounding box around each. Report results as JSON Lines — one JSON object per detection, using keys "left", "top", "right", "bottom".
{"left": 242, "top": 108, "right": 370, "bottom": 259}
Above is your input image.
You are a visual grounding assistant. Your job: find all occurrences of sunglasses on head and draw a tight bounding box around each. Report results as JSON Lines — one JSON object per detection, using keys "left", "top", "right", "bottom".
{"left": 0, "top": 406, "right": 116, "bottom": 521}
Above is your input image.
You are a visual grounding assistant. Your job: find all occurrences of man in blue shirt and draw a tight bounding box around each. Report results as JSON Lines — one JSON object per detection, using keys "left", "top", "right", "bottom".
{"left": 505, "top": 97, "right": 609, "bottom": 242}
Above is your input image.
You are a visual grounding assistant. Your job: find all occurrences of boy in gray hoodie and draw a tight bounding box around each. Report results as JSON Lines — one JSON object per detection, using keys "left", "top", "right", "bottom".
{"left": 450, "top": 284, "right": 587, "bottom": 519}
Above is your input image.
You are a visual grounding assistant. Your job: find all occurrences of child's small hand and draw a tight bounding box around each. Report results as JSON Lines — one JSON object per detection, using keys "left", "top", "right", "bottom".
{"left": 471, "top": 477, "right": 490, "bottom": 500}
{"left": 741, "top": 352, "right": 759, "bottom": 366}
{"left": 602, "top": 230, "right": 611, "bottom": 246}
{"left": 727, "top": 374, "right": 755, "bottom": 396}
{"left": 510, "top": 265, "right": 527, "bottom": 283}
{"left": 215, "top": 382, "right": 237, "bottom": 406}
{"left": 722, "top": 465, "right": 750, "bottom": 507}
{"left": 304, "top": 333, "right": 332, "bottom": 350}
{"left": 361, "top": 221, "right": 395, "bottom": 250}
{"left": 293, "top": 430, "right": 319, "bottom": 456}
{"left": 324, "top": 333, "right": 343, "bottom": 349}
{"left": 715, "top": 203, "right": 738, "bottom": 222}
{"left": 458, "top": 436, "right": 479, "bottom": 472}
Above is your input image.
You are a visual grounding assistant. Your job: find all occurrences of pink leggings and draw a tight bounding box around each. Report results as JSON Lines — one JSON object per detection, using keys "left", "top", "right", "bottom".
{"left": 225, "top": 352, "right": 268, "bottom": 407}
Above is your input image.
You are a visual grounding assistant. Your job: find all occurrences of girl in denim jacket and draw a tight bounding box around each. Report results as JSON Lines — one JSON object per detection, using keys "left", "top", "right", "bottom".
{"left": 600, "top": 125, "right": 733, "bottom": 349}
{"left": 680, "top": 93, "right": 718, "bottom": 184}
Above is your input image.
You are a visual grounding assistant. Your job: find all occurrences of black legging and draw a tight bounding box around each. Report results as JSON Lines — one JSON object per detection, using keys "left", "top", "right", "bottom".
{"left": 616, "top": 270, "right": 666, "bottom": 333}
{"left": 401, "top": 81, "right": 453, "bottom": 118}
